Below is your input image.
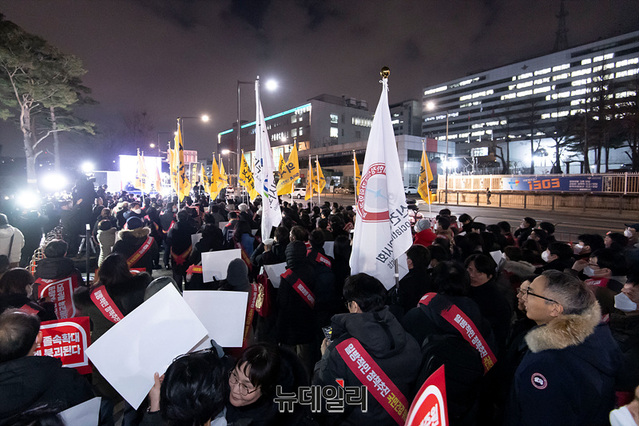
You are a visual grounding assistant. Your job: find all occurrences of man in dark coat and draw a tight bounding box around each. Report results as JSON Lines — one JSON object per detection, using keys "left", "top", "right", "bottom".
{"left": 506, "top": 270, "right": 622, "bottom": 426}
{"left": 276, "top": 240, "right": 317, "bottom": 374}
{"left": 313, "top": 273, "right": 421, "bottom": 426}
{"left": 165, "top": 209, "right": 197, "bottom": 288}
{"left": 0, "top": 309, "right": 94, "bottom": 420}
{"left": 390, "top": 244, "right": 435, "bottom": 320}
{"left": 112, "top": 216, "right": 159, "bottom": 274}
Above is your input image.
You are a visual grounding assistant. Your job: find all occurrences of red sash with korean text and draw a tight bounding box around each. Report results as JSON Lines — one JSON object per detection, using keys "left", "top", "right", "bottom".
{"left": 170, "top": 246, "right": 192, "bottom": 266}
{"left": 308, "top": 250, "right": 332, "bottom": 268}
{"left": 419, "top": 293, "right": 497, "bottom": 374}
{"left": 36, "top": 275, "right": 80, "bottom": 319}
{"left": 281, "top": 269, "right": 315, "bottom": 308}
{"left": 19, "top": 303, "right": 40, "bottom": 316}
{"left": 90, "top": 285, "right": 125, "bottom": 323}
{"left": 336, "top": 337, "right": 409, "bottom": 425}
{"left": 585, "top": 277, "right": 610, "bottom": 288}
{"left": 127, "top": 236, "right": 154, "bottom": 267}
{"left": 244, "top": 283, "right": 258, "bottom": 346}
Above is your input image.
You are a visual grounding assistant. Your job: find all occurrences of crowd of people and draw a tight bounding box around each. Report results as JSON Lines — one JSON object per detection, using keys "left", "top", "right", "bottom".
{"left": 0, "top": 178, "right": 639, "bottom": 425}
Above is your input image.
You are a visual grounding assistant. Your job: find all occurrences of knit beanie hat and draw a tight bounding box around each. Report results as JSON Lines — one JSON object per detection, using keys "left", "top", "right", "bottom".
{"left": 225, "top": 259, "right": 250, "bottom": 292}
{"left": 126, "top": 216, "right": 143, "bottom": 230}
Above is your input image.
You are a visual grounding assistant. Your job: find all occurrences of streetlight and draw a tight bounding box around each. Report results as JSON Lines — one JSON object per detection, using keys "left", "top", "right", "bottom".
{"left": 426, "top": 102, "right": 450, "bottom": 204}
{"left": 177, "top": 115, "right": 210, "bottom": 184}
{"left": 236, "top": 77, "right": 278, "bottom": 192}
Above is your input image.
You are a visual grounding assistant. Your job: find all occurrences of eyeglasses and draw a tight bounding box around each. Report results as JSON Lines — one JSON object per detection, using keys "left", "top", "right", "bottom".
{"left": 525, "top": 287, "right": 559, "bottom": 304}
{"left": 229, "top": 369, "right": 260, "bottom": 396}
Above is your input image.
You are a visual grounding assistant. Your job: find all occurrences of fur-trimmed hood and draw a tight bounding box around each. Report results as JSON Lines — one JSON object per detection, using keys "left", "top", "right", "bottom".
{"left": 525, "top": 302, "right": 601, "bottom": 353}
{"left": 118, "top": 226, "right": 150, "bottom": 240}
{"left": 502, "top": 259, "right": 536, "bottom": 278}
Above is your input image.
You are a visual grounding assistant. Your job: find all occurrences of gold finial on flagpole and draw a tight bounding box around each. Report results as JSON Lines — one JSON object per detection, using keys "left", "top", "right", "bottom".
{"left": 380, "top": 66, "right": 390, "bottom": 79}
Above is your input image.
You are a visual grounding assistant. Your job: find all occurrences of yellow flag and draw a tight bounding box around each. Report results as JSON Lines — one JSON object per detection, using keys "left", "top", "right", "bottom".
{"left": 239, "top": 152, "right": 258, "bottom": 201}
{"left": 210, "top": 158, "right": 223, "bottom": 200}
{"left": 313, "top": 158, "right": 326, "bottom": 194}
{"left": 219, "top": 160, "right": 229, "bottom": 187}
{"left": 155, "top": 166, "right": 162, "bottom": 193}
{"left": 305, "top": 157, "right": 314, "bottom": 201}
{"left": 354, "top": 152, "right": 361, "bottom": 196}
{"left": 277, "top": 145, "right": 300, "bottom": 196}
{"left": 176, "top": 121, "right": 191, "bottom": 202}
{"left": 418, "top": 150, "right": 434, "bottom": 204}
{"left": 168, "top": 148, "right": 177, "bottom": 192}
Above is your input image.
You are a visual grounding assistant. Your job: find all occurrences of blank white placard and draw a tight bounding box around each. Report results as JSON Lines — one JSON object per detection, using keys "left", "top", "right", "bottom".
{"left": 86, "top": 285, "right": 208, "bottom": 409}
{"left": 183, "top": 290, "right": 248, "bottom": 347}
{"left": 201, "top": 249, "right": 241, "bottom": 282}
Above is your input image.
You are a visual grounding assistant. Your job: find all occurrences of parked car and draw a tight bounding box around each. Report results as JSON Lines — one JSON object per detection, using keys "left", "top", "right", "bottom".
{"left": 292, "top": 187, "right": 307, "bottom": 199}
{"left": 335, "top": 186, "right": 352, "bottom": 194}
{"left": 404, "top": 186, "right": 418, "bottom": 195}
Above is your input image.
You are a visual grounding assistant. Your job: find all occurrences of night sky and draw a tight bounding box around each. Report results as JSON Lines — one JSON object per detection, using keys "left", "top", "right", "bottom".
{"left": 1, "top": 0, "right": 638, "bottom": 163}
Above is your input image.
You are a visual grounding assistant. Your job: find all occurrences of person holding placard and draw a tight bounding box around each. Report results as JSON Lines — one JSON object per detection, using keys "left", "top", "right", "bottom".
{"left": 73, "top": 253, "right": 151, "bottom": 403}
{"left": 144, "top": 348, "right": 228, "bottom": 426}
{"left": 0, "top": 309, "right": 95, "bottom": 421}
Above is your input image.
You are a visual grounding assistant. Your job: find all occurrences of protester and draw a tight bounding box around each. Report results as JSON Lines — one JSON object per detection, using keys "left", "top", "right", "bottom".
{"left": 313, "top": 273, "right": 421, "bottom": 425}
{"left": 506, "top": 270, "right": 622, "bottom": 425}
{"left": 0, "top": 268, "right": 56, "bottom": 321}
{"left": 0, "top": 309, "right": 95, "bottom": 420}
{"left": 0, "top": 213, "right": 25, "bottom": 268}
{"left": 144, "top": 348, "right": 227, "bottom": 426}
{"left": 112, "top": 216, "right": 159, "bottom": 274}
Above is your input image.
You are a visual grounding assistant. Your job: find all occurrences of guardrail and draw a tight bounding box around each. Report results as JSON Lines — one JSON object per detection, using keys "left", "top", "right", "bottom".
{"left": 440, "top": 172, "right": 639, "bottom": 194}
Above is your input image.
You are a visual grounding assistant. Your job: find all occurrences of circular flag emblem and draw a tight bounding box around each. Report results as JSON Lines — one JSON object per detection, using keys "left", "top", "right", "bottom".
{"left": 531, "top": 373, "right": 548, "bottom": 390}
{"left": 357, "top": 163, "right": 389, "bottom": 223}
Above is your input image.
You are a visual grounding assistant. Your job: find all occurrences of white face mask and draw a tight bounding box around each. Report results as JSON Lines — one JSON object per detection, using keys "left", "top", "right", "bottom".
{"left": 583, "top": 266, "right": 596, "bottom": 277}
{"left": 609, "top": 405, "right": 636, "bottom": 426}
{"left": 624, "top": 229, "right": 633, "bottom": 238}
{"left": 133, "top": 208, "right": 142, "bottom": 214}
{"left": 614, "top": 292, "right": 638, "bottom": 313}
{"left": 541, "top": 250, "right": 550, "bottom": 263}
{"left": 573, "top": 243, "right": 584, "bottom": 255}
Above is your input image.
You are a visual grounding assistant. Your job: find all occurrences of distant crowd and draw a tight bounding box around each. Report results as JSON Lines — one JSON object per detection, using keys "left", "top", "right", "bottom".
{"left": 0, "top": 176, "right": 638, "bottom": 425}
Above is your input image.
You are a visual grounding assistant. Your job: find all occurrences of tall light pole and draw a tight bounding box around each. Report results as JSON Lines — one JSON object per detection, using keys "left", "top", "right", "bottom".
{"left": 426, "top": 102, "right": 450, "bottom": 204}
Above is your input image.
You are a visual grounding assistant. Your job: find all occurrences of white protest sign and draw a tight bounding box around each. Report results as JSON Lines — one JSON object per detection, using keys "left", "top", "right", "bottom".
{"left": 59, "top": 397, "right": 101, "bottom": 426}
{"left": 264, "top": 262, "right": 287, "bottom": 288}
{"left": 86, "top": 285, "right": 208, "bottom": 410}
{"left": 490, "top": 250, "right": 505, "bottom": 271}
{"left": 184, "top": 291, "right": 248, "bottom": 347}
{"left": 191, "top": 233, "right": 203, "bottom": 247}
{"left": 201, "top": 249, "right": 241, "bottom": 282}
{"left": 324, "top": 241, "right": 335, "bottom": 258}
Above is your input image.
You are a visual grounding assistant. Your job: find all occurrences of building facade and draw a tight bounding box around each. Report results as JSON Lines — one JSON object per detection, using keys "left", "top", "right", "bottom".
{"left": 422, "top": 30, "right": 639, "bottom": 174}
{"left": 218, "top": 94, "right": 451, "bottom": 189}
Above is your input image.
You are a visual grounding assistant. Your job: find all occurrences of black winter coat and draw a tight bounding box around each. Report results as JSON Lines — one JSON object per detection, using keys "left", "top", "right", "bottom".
{"left": 0, "top": 356, "right": 94, "bottom": 421}
{"left": 112, "top": 227, "right": 159, "bottom": 274}
{"left": 313, "top": 307, "right": 421, "bottom": 426}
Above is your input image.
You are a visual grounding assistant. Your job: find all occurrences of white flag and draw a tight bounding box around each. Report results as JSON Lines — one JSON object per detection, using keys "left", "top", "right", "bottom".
{"left": 253, "top": 79, "right": 282, "bottom": 238}
{"left": 349, "top": 76, "right": 412, "bottom": 289}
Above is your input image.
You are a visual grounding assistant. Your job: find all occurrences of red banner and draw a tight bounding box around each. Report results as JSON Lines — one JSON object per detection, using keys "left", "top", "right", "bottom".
{"left": 405, "top": 365, "right": 448, "bottom": 426}
{"left": 36, "top": 275, "right": 80, "bottom": 319}
{"left": 33, "top": 316, "right": 92, "bottom": 375}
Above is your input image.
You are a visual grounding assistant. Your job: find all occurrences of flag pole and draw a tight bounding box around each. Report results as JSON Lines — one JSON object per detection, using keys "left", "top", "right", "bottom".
{"left": 352, "top": 150, "right": 357, "bottom": 206}
{"left": 422, "top": 140, "right": 431, "bottom": 215}
{"left": 316, "top": 155, "right": 321, "bottom": 207}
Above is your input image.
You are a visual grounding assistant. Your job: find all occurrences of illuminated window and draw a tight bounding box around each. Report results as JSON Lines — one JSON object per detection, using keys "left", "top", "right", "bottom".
{"left": 330, "top": 114, "right": 338, "bottom": 124}
{"left": 299, "top": 127, "right": 304, "bottom": 136}
{"left": 534, "top": 67, "right": 551, "bottom": 76}
{"left": 291, "top": 115, "right": 298, "bottom": 124}
{"left": 330, "top": 127, "right": 338, "bottom": 138}
{"left": 571, "top": 68, "right": 591, "bottom": 77}
{"left": 291, "top": 128, "right": 297, "bottom": 137}
{"left": 581, "top": 58, "right": 592, "bottom": 65}
{"left": 552, "top": 64, "right": 570, "bottom": 72}
{"left": 424, "top": 85, "right": 448, "bottom": 96}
